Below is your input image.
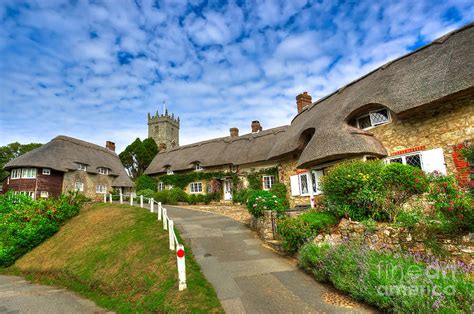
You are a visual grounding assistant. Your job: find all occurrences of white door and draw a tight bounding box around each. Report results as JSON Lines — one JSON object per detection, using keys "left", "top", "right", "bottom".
{"left": 224, "top": 179, "right": 233, "bottom": 200}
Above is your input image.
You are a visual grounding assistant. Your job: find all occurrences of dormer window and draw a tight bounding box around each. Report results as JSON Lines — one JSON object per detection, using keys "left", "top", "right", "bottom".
{"left": 77, "top": 163, "right": 87, "bottom": 171}
{"left": 166, "top": 167, "right": 173, "bottom": 175}
{"left": 356, "top": 109, "right": 391, "bottom": 130}
{"left": 195, "top": 163, "right": 203, "bottom": 171}
{"left": 97, "top": 167, "right": 109, "bottom": 175}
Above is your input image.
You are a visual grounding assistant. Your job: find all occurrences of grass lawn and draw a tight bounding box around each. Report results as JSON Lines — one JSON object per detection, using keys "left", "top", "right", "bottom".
{"left": 3, "top": 203, "right": 222, "bottom": 313}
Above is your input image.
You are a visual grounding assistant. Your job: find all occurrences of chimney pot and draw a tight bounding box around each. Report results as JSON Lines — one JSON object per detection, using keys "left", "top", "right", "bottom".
{"left": 106, "top": 141, "right": 116, "bottom": 152}
{"left": 251, "top": 121, "right": 262, "bottom": 133}
{"left": 296, "top": 91, "right": 312, "bottom": 113}
{"left": 230, "top": 127, "right": 239, "bottom": 137}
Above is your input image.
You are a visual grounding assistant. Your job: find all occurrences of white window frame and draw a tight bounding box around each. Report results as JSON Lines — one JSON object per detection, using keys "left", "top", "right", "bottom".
{"left": 158, "top": 182, "right": 165, "bottom": 191}
{"left": 21, "top": 168, "right": 37, "bottom": 179}
{"left": 96, "top": 184, "right": 107, "bottom": 194}
{"left": 262, "top": 175, "right": 275, "bottom": 191}
{"left": 75, "top": 181, "right": 84, "bottom": 192}
{"left": 166, "top": 167, "right": 173, "bottom": 175}
{"left": 77, "top": 163, "right": 87, "bottom": 171}
{"left": 11, "top": 169, "right": 21, "bottom": 179}
{"left": 97, "top": 167, "right": 109, "bottom": 175}
{"left": 40, "top": 191, "right": 49, "bottom": 198}
{"left": 298, "top": 173, "right": 310, "bottom": 196}
{"left": 195, "top": 163, "right": 203, "bottom": 171}
{"left": 42, "top": 168, "right": 51, "bottom": 175}
{"left": 189, "top": 182, "right": 203, "bottom": 193}
{"left": 356, "top": 108, "right": 391, "bottom": 130}
{"left": 386, "top": 152, "right": 423, "bottom": 169}
{"left": 16, "top": 191, "right": 35, "bottom": 199}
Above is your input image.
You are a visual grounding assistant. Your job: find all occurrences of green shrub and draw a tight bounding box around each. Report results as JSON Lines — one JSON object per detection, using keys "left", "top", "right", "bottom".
{"left": 277, "top": 212, "right": 337, "bottom": 253}
{"left": 135, "top": 175, "right": 157, "bottom": 192}
{"left": 321, "top": 161, "right": 430, "bottom": 222}
{"left": 270, "top": 183, "right": 289, "bottom": 207}
{"left": 381, "top": 163, "right": 429, "bottom": 221}
{"left": 167, "top": 188, "right": 188, "bottom": 205}
{"left": 395, "top": 208, "right": 422, "bottom": 229}
{"left": 233, "top": 188, "right": 255, "bottom": 204}
{"left": 137, "top": 189, "right": 155, "bottom": 198}
{"left": 299, "top": 241, "right": 474, "bottom": 313}
{"left": 361, "top": 218, "right": 377, "bottom": 232}
{"left": 0, "top": 192, "right": 84, "bottom": 267}
{"left": 154, "top": 190, "right": 170, "bottom": 204}
{"left": 321, "top": 160, "right": 386, "bottom": 220}
{"left": 427, "top": 173, "right": 473, "bottom": 232}
{"left": 246, "top": 190, "right": 286, "bottom": 218}
{"left": 204, "top": 192, "right": 220, "bottom": 204}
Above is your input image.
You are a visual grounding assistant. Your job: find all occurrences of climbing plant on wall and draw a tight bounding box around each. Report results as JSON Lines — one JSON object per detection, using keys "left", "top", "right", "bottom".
{"left": 157, "top": 171, "right": 240, "bottom": 190}
{"left": 246, "top": 167, "right": 279, "bottom": 190}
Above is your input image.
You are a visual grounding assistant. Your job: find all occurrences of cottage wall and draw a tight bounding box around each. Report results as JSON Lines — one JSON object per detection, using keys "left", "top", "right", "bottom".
{"left": 370, "top": 97, "right": 473, "bottom": 175}
{"left": 3, "top": 168, "right": 63, "bottom": 199}
{"left": 62, "top": 171, "right": 114, "bottom": 201}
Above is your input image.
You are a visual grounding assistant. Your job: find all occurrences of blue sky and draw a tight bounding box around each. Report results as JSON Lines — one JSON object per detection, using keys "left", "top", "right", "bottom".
{"left": 0, "top": 0, "right": 472, "bottom": 152}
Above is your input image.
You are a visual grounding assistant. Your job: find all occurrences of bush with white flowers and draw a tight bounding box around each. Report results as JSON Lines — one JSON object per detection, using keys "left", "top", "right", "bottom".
{"left": 246, "top": 190, "right": 286, "bottom": 217}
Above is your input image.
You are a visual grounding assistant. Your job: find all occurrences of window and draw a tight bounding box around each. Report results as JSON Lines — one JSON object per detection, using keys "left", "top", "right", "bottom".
{"left": 231, "top": 165, "right": 238, "bottom": 173}
{"left": 11, "top": 169, "right": 21, "bottom": 179}
{"left": 97, "top": 167, "right": 109, "bottom": 175}
{"left": 290, "top": 170, "right": 324, "bottom": 196}
{"left": 42, "top": 168, "right": 51, "bottom": 175}
{"left": 75, "top": 182, "right": 84, "bottom": 192}
{"left": 262, "top": 175, "right": 275, "bottom": 190}
{"left": 166, "top": 167, "right": 173, "bottom": 175}
{"left": 96, "top": 185, "right": 106, "bottom": 194}
{"left": 158, "top": 182, "right": 165, "bottom": 191}
{"left": 189, "top": 182, "right": 203, "bottom": 193}
{"left": 385, "top": 148, "right": 447, "bottom": 175}
{"left": 21, "top": 168, "right": 37, "bottom": 179}
{"left": 77, "top": 163, "right": 87, "bottom": 171}
{"left": 16, "top": 191, "right": 35, "bottom": 198}
{"left": 356, "top": 109, "right": 391, "bottom": 129}
{"left": 195, "top": 163, "right": 203, "bottom": 171}
{"left": 40, "top": 191, "right": 49, "bottom": 198}
{"left": 387, "top": 153, "right": 422, "bottom": 169}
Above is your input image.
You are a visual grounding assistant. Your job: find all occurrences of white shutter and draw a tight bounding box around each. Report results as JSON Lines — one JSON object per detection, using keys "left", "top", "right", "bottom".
{"left": 290, "top": 175, "right": 300, "bottom": 196}
{"left": 313, "top": 170, "right": 324, "bottom": 195}
{"left": 421, "top": 148, "right": 447, "bottom": 175}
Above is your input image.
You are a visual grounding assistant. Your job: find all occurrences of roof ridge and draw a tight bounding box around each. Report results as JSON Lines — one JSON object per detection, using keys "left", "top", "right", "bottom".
{"left": 53, "top": 135, "right": 116, "bottom": 156}
{"left": 292, "top": 22, "right": 474, "bottom": 121}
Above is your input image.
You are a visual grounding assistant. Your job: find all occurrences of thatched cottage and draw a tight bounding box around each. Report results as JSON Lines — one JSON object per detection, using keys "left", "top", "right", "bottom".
{"left": 145, "top": 23, "right": 473, "bottom": 207}
{"left": 2, "top": 136, "right": 134, "bottom": 200}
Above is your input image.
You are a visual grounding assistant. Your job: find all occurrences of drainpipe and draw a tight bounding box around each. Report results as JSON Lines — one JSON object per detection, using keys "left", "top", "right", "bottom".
{"left": 308, "top": 170, "right": 315, "bottom": 208}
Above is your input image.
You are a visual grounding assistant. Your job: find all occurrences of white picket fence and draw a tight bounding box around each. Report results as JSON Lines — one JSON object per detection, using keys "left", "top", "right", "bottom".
{"left": 104, "top": 193, "right": 187, "bottom": 291}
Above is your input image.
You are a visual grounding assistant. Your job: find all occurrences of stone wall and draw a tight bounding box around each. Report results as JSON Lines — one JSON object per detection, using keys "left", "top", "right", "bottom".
{"left": 249, "top": 210, "right": 277, "bottom": 240}
{"left": 370, "top": 97, "right": 474, "bottom": 174}
{"left": 277, "top": 156, "right": 312, "bottom": 208}
{"left": 313, "top": 218, "right": 473, "bottom": 265}
{"left": 62, "top": 171, "right": 114, "bottom": 201}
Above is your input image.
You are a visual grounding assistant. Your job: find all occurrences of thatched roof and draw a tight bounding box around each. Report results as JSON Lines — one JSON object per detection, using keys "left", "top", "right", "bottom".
{"left": 4, "top": 136, "right": 134, "bottom": 187}
{"left": 145, "top": 126, "right": 288, "bottom": 174}
{"left": 268, "top": 22, "right": 474, "bottom": 168}
{"left": 147, "top": 23, "right": 473, "bottom": 174}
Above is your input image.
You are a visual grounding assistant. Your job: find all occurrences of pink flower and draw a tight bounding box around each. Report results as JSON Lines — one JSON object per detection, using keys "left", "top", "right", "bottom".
{"left": 447, "top": 207, "right": 454, "bottom": 211}
{"left": 459, "top": 215, "right": 464, "bottom": 220}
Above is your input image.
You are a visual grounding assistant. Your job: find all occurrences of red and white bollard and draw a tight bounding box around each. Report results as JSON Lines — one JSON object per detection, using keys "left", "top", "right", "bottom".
{"left": 176, "top": 245, "right": 187, "bottom": 291}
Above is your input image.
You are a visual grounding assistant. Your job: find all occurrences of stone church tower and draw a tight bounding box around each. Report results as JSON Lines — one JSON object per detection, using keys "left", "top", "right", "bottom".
{"left": 147, "top": 109, "right": 180, "bottom": 151}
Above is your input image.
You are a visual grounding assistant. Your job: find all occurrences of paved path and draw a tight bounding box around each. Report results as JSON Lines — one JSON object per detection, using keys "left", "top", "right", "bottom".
{"left": 0, "top": 276, "right": 109, "bottom": 314}
{"left": 168, "top": 206, "right": 376, "bottom": 314}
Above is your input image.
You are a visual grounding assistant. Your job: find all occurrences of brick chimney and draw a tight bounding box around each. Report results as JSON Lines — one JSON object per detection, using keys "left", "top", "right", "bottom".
{"left": 106, "top": 141, "right": 115, "bottom": 152}
{"left": 159, "top": 143, "right": 167, "bottom": 151}
{"left": 251, "top": 121, "right": 262, "bottom": 133}
{"left": 296, "top": 91, "right": 312, "bottom": 113}
{"left": 230, "top": 127, "right": 239, "bottom": 137}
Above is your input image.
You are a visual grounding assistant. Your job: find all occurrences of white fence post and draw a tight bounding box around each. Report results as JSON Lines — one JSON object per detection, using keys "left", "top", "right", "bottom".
{"left": 163, "top": 208, "right": 167, "bottom": 230}
{"left": 130, "top": 195, "right": 134, "bottom": 206}
{"left": 150, "top": 198, "right": 154, "bottom": 213}
{"left": 109, "top": 193, "right": 112, "bottom": 203}
{"left": 168, "top": 220, "right": 175, "bottom": 251}
{"left": 140, "top": 195, "right": 144, "bottom": 208}
{"left": 103, "top": 194, "right": 106, "bottom": 203}
{"left": 158, "top": 202, "right": 162, "bottom": 221}
{"left": 176, "top": 245, "right": 187, "bottom": 291}
{"left": 119, "top": 193, "right": 123, "bottom": 204}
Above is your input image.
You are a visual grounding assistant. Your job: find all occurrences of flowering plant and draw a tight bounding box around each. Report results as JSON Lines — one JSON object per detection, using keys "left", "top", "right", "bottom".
{"left": 427, "top": 172, "right": 473, "bottom": 231}
{"left": 246, "top": 190, "right": 286, "bottom": 217}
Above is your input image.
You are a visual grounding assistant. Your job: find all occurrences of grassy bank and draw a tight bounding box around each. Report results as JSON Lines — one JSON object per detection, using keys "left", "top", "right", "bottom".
{"left": 4, "top": 203, "right": 222, "bottom": 313}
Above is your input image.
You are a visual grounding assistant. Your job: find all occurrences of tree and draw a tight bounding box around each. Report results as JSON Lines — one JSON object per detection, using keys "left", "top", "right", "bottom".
{"left": 119, "top": 138, "right": 158, "bottom": 179}
{"left": 0, "top": 142, "right": 42, "bottom": 179}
